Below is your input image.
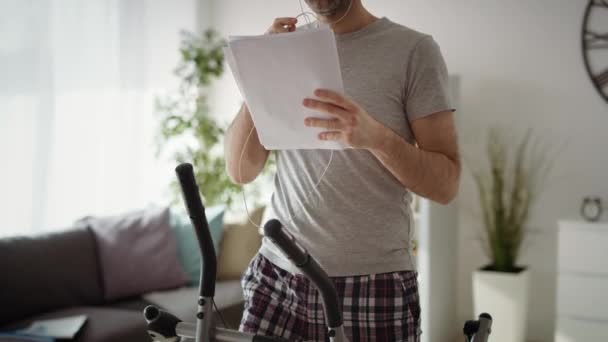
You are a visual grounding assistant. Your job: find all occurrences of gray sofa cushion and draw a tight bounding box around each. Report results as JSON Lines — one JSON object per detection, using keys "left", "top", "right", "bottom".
{"left": 106, "top": 296, "right": 156, "bottom": 312}
{"left": 143, "top": 280, "right": 243, "bottom": 321}
{"left": 0, "top": 307, "right": 149, "bottom": 342}
{"left": 0, "top": 226, "right": 103, "bottom": 325}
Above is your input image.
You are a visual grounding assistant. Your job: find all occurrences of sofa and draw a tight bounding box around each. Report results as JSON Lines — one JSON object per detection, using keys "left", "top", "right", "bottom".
{"left": 0, "top": 207, "right": 264, "bottom": 342}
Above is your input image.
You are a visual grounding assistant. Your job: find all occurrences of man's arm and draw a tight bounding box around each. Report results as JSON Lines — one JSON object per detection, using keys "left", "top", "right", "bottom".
{"left": 303, "top": 89, "right": 460, "bottom": 204}
{"left": 369, "top": 111, "right": 460, "bottom": 204}
{"left": 224, "top": 17, "right": 298, "bottom": 184}
{"left": 224, "top": 103, "right": 270, "bottom": 184}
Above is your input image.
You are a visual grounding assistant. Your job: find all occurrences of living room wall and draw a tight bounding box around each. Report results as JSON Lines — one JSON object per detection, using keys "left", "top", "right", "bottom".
{"left": 206, "top": 0, "right": 608, "bottom": 341}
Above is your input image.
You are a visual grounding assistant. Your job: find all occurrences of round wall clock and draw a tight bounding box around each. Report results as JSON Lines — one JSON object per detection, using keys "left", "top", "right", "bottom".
{"left": 581, "top": 197, "right": 603, "bottom": 222}
{"left": 582, "top": 0, "right": 608, "bottom": 103}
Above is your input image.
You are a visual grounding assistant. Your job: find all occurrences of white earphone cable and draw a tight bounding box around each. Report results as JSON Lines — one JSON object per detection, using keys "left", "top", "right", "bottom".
{"left": 298, "top": 0, "right": 354, "bottom": 28}
{"left": 297, "top": 0, "right": 315, "bottom": 25}
{"left": 239, "top": 125, "right": 334, "bottom": 231}
{"left": 326, "top": 0, "right": 354, "bottom": 27}
{"left": 239, "top": 0, "right": 352, "bottom": 231}
{"left": 239, "top": 125, "right": 259, "bottom": 229}
{"left": 295, "top": 11, "right": 318, "bottom": 25}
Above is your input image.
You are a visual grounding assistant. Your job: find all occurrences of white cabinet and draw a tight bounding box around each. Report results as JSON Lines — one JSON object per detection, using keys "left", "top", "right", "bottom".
{"left": 555, "top": 221, "right": 608, "bottom": 341}
{"left": 557, "top": 222, "right": 608, "bottom": 274}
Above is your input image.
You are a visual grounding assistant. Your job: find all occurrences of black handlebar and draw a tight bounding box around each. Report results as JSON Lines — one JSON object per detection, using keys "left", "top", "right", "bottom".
{"left": 263, "top": 219, "right": 343, "bottom": 329}
{"left": 263, "top": 219, "right": 308, "bottom": 266}
{"left": 175, "top": 163, "right": 217, "bottom": 298}
{"left": 143, "top": 305, "right": 181, "bottom": 341}
{"left": 464, "top": 313, "right": 492, "bottom": 342}
{"left": 476, "top": 313, "right": 492, "bottom": 342}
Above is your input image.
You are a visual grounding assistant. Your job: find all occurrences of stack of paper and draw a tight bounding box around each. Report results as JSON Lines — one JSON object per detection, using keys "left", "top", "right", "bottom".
{"left": 224, "top": 26, "right": 347, "bottom": 150}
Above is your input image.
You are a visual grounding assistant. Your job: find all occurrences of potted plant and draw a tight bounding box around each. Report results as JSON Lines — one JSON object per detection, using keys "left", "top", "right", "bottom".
{"left": 469, "top": 127, "right": 553, "bottom": 342}
{"left": 155, "top": 29, "right": 272, "bottom": 208}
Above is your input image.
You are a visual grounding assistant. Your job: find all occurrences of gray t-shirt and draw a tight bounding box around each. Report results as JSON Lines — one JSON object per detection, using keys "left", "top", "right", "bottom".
{"left": 259, "top": 17, "right": 453, "bottom": 277}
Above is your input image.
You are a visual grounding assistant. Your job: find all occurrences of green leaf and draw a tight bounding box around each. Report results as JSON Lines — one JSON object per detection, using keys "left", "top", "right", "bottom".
{"left": 467, "top": 126, "right": 555, "bottom": 272}
{"left": 154, "top": 29, "right": 268, "bottom": 208}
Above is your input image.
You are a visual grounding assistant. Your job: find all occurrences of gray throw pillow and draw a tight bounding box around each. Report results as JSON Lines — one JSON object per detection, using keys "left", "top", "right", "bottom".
{"left": 0, "top": 225, "right": 103, "bottom": 324}
{"left": 78, "top": 206, "right": 189, "bottom": 301}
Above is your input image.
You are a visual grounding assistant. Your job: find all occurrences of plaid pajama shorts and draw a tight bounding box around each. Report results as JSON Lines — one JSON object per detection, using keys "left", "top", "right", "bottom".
{"left": 239, "top": 253, "right": 421, "bottom": 341}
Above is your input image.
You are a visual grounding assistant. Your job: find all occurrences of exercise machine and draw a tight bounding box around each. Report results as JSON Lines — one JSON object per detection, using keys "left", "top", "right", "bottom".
{"left": 142, "top": 163, "right": 492, "bottom": 342}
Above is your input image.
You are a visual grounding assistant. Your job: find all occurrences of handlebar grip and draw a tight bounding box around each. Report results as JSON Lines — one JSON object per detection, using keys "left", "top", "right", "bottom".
{"left": 476, "top": 313, "right": 492, "bottom": 342}
{"left": 175, "top": 163, "right": 217, "bottom": 298}
{"left": 263, "top": 219, "right": 308, "bottom": 266}
{"left": 263, "top": 219, "right": 342, "bottom": 328}
{"left": 175, "top": 163, "right": 205, "bottom": 221}
{"left": 143, "top": 305, "right": 181, "bottom": 340}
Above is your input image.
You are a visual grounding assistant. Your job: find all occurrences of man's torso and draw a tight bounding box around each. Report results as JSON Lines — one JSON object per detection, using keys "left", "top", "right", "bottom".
{"left": 260, "top": 17, "right": 434, "bottom": 276}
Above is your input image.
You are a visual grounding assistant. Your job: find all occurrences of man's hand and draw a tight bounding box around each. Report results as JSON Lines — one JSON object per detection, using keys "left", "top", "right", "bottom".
{"left": 303, "top": 89, "right": 460, "bottom": 204}
{"left": 266, "top": 17, "right": 298, "bottom": 34}
{"left": 303, "top": 89, "right": 386, "bottom": 150}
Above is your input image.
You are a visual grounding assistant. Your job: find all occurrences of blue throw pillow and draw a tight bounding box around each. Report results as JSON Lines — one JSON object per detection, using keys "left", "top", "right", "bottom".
{"left": 170, "top": 205, "right": 225, "bottom": 286}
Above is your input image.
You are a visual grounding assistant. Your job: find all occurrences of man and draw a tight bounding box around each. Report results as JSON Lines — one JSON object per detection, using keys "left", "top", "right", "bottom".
{"left": 224, "top": 0, "right": 460, "bottom": 340}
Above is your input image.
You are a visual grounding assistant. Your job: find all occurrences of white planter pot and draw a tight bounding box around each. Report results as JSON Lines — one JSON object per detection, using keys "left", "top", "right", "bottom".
{"left": 473, "top": 267, "right": 529, "bottom": 342}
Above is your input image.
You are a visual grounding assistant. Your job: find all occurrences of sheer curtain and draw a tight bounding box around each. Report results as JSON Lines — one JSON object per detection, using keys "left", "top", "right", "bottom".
{"left": 0, "top": 0, "right": 199, "bottom": 236}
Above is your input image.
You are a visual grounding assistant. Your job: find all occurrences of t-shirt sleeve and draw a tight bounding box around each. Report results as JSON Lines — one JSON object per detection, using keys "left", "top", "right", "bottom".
{"left": 404, "top": 36, "right": 454, "bottom": 121}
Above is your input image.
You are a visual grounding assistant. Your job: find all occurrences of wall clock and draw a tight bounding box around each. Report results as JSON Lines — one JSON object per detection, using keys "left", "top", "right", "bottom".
{"left": 583, "top": 0, "right": 608, "bottom": 103}
{"left": 581, "top": 196, "right": 603, "bottom": 222}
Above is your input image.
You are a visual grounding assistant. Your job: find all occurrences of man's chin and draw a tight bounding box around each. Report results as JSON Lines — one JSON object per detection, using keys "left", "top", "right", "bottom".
{"left": 316, "top": 10, "right": 337, "bottom": 16}
{"left": 313, "top": 9, "right": 341, "bottom": 21}
{"left": 307, "top": 0, "right": 349, "bottom": 21}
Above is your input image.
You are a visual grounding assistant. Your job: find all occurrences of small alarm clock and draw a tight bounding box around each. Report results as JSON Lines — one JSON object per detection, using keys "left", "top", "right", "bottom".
{"left": 580, "top": 197, "right": 603, "bottom": 222}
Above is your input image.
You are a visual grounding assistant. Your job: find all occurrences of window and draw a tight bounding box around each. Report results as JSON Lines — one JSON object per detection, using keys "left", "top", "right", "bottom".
{"left": 0, "top": 0, "right": 199, "bottom": 236}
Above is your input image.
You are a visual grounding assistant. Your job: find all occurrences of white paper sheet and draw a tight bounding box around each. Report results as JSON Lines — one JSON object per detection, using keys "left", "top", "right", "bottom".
{"left": 225, "top": 27, "right": 347, "bottom": 150}
{"left": 17, "top": 315, "right": 87, "bottom": 339}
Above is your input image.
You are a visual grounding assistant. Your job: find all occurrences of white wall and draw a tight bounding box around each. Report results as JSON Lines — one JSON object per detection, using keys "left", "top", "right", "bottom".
{"left": 206, "top": 1, "right": 608, "bottom": 341}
